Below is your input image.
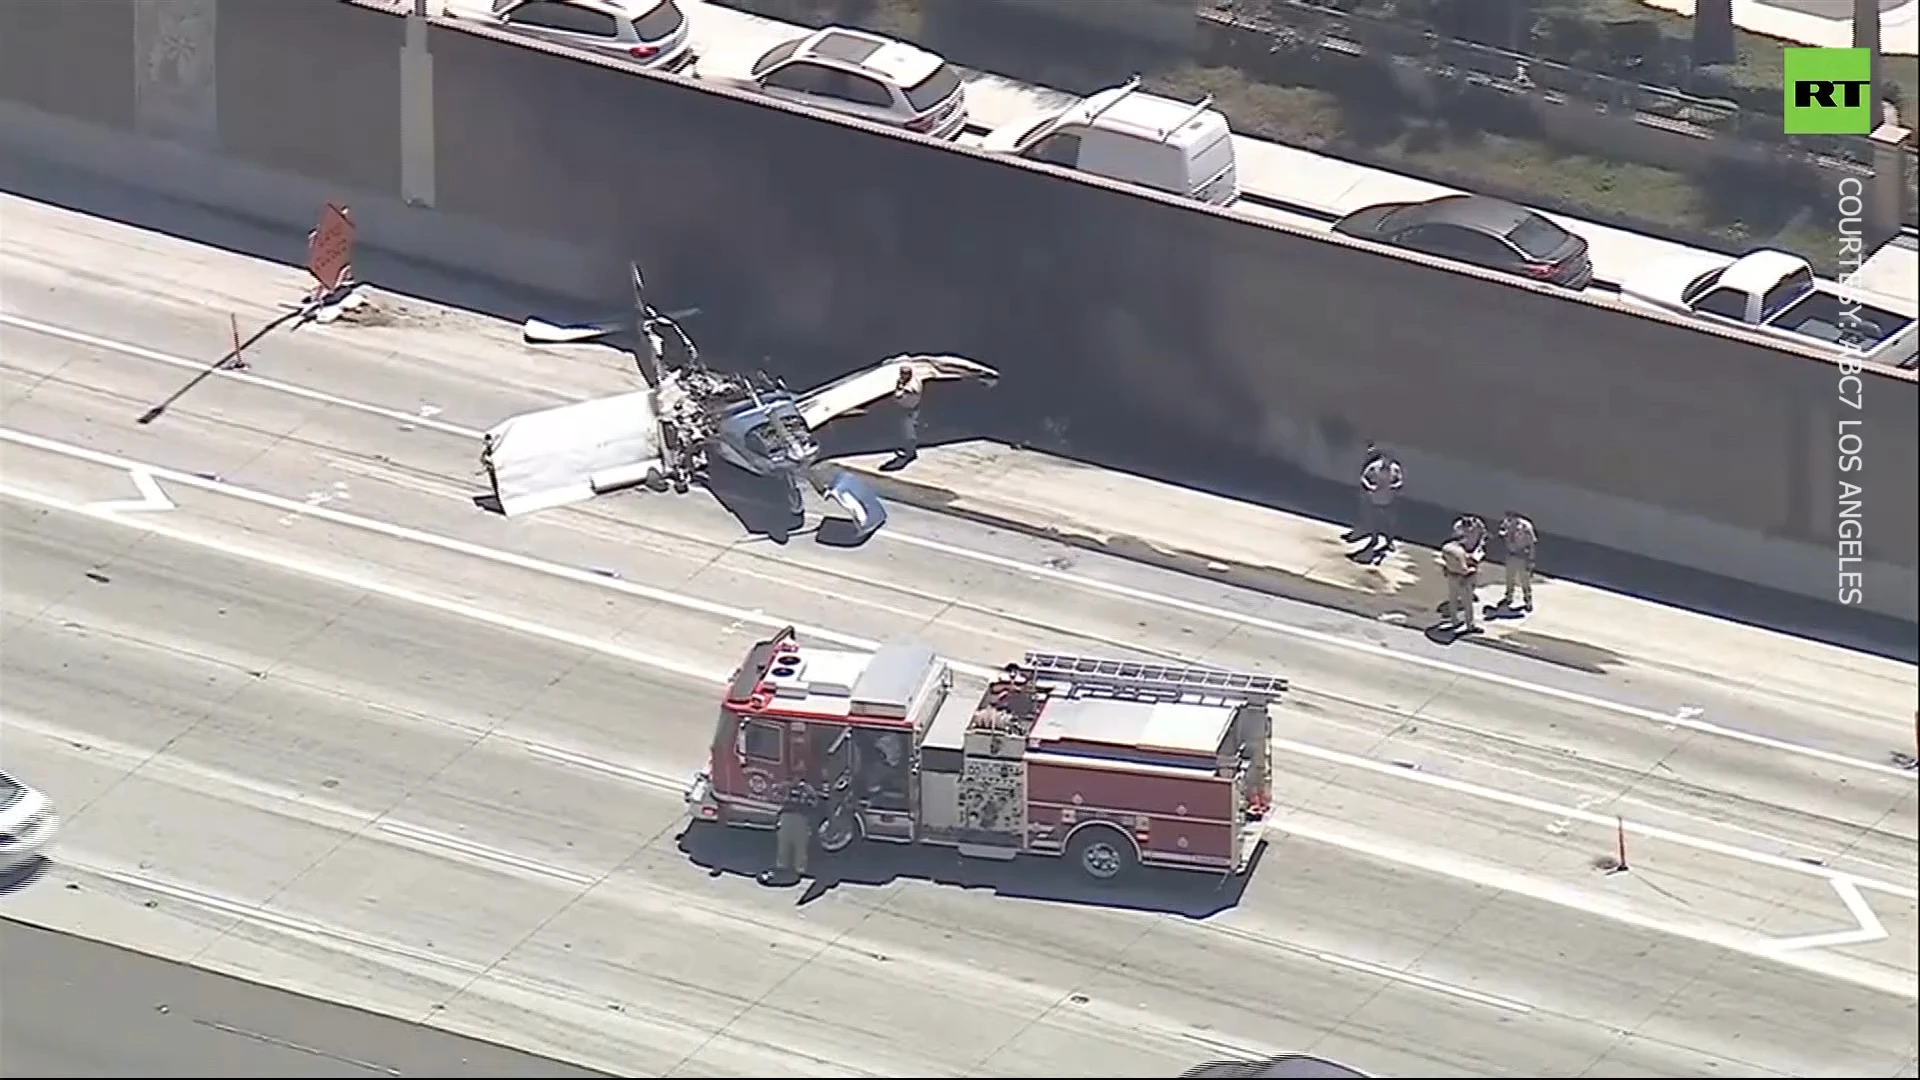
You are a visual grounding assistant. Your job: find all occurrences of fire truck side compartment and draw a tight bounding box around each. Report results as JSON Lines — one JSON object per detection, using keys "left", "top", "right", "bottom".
{"left": 915, "top": 683, "right": 976, "bottom": 839}
{"left": 851, "top": 640, "right": 941, "bottom": 720}
{"left": 1027, "top": 758, "right": 1237, "bottom": 865}
{"left": 1022, "top": 695, "right": 1242, "bottom": 869}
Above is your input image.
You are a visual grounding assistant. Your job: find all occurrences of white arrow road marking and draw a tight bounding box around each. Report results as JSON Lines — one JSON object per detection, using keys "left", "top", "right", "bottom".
{"left": 82, "top": 468, "right": 174, "bottom": 514}
{"left": 1764, "top": 879, "right": 1890, "bottom": 953}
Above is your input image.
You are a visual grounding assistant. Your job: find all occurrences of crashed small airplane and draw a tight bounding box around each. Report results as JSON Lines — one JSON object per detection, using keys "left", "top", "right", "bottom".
{"left": 480, "top": 263, "right": 997, "bottom": 542}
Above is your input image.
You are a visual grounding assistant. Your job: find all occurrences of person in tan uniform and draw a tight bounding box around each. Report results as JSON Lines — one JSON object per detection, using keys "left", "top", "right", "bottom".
{"left": 1437, "top": 524, "right": 1481, "bottom": 632}
{"left": 889, "top": 364, "right": 923, "bottom": 466}
{"left": 1453, "top": 514, "right": 1489, "bottom": 556}
{"left": 1498, "top": 510, "right": 1538, "bottom": 612}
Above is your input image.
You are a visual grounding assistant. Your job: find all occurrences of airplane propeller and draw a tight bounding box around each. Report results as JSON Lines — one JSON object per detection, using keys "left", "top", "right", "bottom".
{"left": 521, "top": 307, "right": 701, "bottom": 346}
{"left": 521, "top": 318, "right": 616, "bottom": 346}
{"left": 520, "top": 261, "right": 701, "bottom": 388}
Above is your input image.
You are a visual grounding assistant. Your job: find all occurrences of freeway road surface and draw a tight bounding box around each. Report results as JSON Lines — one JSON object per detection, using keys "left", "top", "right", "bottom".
{"left": 0, "top": 917, "right": 611, "bottom": 1077}
{"left": 0, "top": 193, "right": 1915, "bottom": 1077}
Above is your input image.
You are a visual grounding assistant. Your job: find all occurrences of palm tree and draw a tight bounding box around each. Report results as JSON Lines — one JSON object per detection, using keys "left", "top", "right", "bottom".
{"left": 1691, "top": 0, "right": 1735, "bottom": 67}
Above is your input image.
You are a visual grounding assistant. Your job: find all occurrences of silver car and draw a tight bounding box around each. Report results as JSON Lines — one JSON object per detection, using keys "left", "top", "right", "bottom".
{"left": 700, "top": 26, "right": 968, "bottom": 140}
{"left": 444, "top": 0, "right": 696, "bottom": 72}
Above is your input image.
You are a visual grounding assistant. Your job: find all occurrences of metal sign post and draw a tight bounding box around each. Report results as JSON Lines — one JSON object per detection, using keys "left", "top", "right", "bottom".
{"left": 305, "top": 202, "right": 356, "bottom": 302}
{"left": 136, "top": 203, "right": 362, "bottom": 425}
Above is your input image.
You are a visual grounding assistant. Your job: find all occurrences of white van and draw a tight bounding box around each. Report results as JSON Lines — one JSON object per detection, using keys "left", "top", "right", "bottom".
{"left": 979, "top": 78, "right": 1239, "bottom": 206}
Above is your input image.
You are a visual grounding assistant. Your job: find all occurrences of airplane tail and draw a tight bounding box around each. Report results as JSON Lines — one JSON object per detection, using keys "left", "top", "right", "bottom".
{"left": 483, "top": 390, "right": 664, "bottom": 516}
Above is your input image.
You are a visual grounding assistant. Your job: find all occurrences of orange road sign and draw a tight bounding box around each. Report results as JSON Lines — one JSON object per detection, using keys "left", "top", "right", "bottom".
{"left": 306, "top": 203, "right": 355, "bottom": 293}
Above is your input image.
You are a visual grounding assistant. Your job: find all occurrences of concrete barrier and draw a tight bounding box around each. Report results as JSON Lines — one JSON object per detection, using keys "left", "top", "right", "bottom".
{"left": 1, "top": 0, "right": 1912, "bottom": 621}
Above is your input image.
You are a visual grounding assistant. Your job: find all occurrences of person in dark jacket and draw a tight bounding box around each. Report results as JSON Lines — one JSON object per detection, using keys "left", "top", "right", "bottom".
{"left": 758, "top": 778, "right": 821, "bottom": 887}
{"left": 1351, "top": 443, "right": 1404, "bottom": 556}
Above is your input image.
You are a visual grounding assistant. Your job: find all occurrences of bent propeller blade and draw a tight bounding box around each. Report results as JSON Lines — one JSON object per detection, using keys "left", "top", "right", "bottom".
{"left": 627, "top": 259, "right": 668, "bottom": 387}
{"left": 523, "top": 318, "right": 620, "bottom": 346}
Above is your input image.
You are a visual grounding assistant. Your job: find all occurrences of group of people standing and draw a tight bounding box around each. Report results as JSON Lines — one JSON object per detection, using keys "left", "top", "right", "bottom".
{"left": 1351, "top": 443, "right": 1538, "bottom": 635}
{"left": 1438, "top": 508, "right": 1536, "bottom": 632}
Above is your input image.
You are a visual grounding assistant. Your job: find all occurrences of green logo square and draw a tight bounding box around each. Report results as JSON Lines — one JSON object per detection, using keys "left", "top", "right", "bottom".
{"left": 1784, "top": 48, "right": 1873, "bottom": 135}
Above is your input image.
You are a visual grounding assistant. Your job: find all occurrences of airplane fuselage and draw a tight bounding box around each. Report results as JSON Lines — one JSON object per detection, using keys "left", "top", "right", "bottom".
{"left": 710, "top": 394, "right": 821, "bottom": 477}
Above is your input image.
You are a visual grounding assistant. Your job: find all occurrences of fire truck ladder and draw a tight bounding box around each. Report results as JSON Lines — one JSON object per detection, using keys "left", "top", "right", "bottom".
{"left": 1020, "top": 652, "right": 1288, "bottom": 703}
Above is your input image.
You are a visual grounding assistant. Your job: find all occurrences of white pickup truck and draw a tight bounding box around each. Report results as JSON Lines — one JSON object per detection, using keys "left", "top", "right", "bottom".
{"left": 1620, "top": 248, "right": 1917, "bottom": 369}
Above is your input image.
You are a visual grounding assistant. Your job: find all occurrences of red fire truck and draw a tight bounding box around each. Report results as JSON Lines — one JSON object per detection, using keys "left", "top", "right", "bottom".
{"left": 684, "top": 627, "right": 1282, "bottom": 882}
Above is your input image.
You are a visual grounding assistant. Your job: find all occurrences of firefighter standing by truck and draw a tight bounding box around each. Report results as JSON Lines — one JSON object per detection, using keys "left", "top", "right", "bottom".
{"left": 759, "top": 777, "right": 822, "bottom": 887}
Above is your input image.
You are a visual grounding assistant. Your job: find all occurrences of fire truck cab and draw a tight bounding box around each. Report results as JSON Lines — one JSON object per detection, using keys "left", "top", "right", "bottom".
{"left": 685, "top": 628, "right": 1282, "bottom": 883}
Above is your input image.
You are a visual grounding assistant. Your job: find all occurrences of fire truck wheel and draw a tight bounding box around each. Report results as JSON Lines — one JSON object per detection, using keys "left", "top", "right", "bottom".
{"left": 1069, "top": 826, "right": 1138, "bottom": 884}
{"left": 815, "top": 803, "right": 863, "bottom": 854}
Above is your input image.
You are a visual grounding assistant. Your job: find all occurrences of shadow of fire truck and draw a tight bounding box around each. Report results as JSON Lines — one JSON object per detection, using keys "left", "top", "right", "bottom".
{"left": 676, "top": 820, "right": 1265, "bottom": 918}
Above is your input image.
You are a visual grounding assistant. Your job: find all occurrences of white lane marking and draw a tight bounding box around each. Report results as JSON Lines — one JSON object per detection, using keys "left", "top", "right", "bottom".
{"left": 1764, "top": 879, "right": 1892, "bottom": 953}
{"left": 0, "top": 312, "right": 481, "bottom": 438}
{"left": 0, "top": 476, "right": 734, "bottom": 678}
{"left": 51, "top": 847, "right": 1310, "bottom": 1066}
{"left": 1295, "top": 683, "right": 1920, "bottom": 881}
{"left": 2, "top": 438, "right": 1910, "bottom": 899}
{"left": 4, "top": 709, "right": 387, "bottom": 834}
{"left": 82, "top": 467, "right": 174, "bottom": 514}
{"left": 56, "top": 854, "right": 491, "bottom": 976}
{"left": 1311, "top": 952, "right": 1532, "bottom": 1014}
{"left": 1272, "top": 810, "right": 1918, "bottom": 1001}
{"left": 6, "top": 316, "right": 1899, "bottom": 784}
{"left": 6, "top": 635, "right": 1532, "bottom": 1018}
{"left": 376, "top": 820, "right": 596, "bottom": 887}
{"left": 7, "top": 475, "right": 1915, "bottom": 990}
{"left": 7, "top": 424, "right": 1908, "bottom": 790}
{"left": 518, "top": 739, "right": 686, "bottom": 796}
{"left": 1274, "top": 736, "right": 1917, "bottom": 900}
{"left": 27, "top": 717, "right": 1525, "bottom": 1019}
{"left": 5, "top": 633, "right": 1538, "bottom": 1019}
{"left": 880, "top": 529, "right": 1915, "bottom": 782}
{"left": 6, "top": 711, "right": 606, "bottom": 892}
{"left": 0, "top": 426, "right": 871, "bottom": 650}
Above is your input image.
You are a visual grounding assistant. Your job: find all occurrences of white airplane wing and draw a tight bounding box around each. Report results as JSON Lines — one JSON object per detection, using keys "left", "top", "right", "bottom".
{"left": 795, "top": 354, "right": 999, "bottom": 431}
{"left": 483, "top": 390, "right": 664, "bottom": 516}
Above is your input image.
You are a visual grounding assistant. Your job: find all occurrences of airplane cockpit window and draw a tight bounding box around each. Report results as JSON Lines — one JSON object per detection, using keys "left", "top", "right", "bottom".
{"left": 779, "top": 414, "right": 818, "bottom": 455}
{"left": 744, "top": 423, "right": 778, "bottom": 456}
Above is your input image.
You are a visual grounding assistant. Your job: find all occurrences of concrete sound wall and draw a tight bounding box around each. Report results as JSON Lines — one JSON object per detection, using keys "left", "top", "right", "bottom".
{"left": 1, "top": 0, "right": 1913, "bottom": 621}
